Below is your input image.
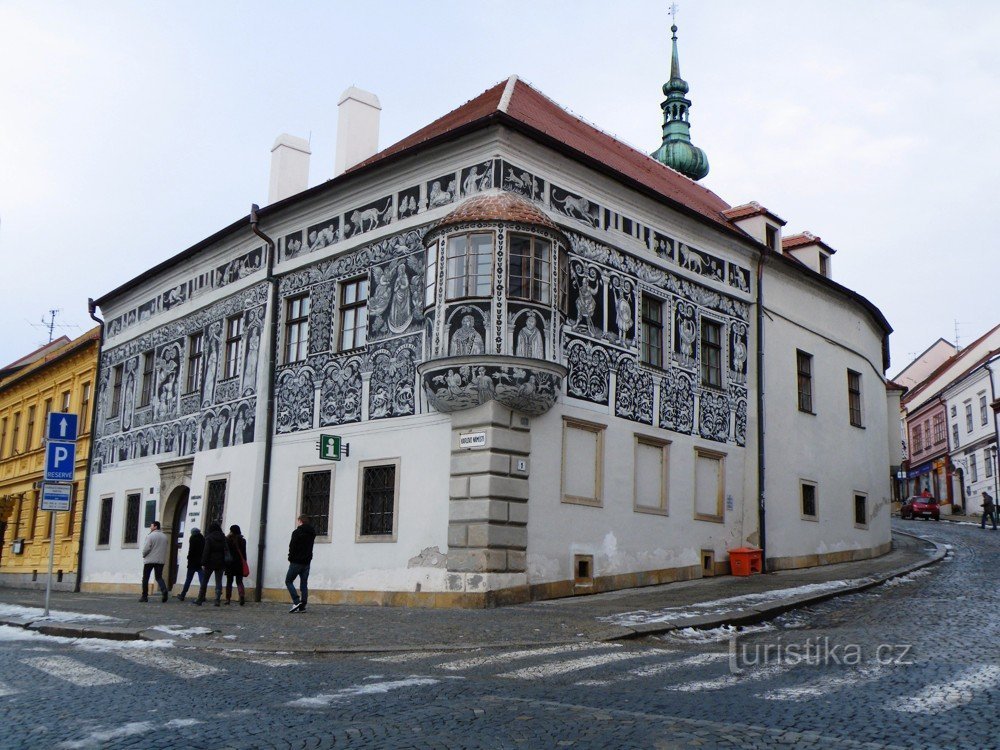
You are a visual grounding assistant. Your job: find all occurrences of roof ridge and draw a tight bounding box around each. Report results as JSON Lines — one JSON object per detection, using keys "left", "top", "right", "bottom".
{"left": 498, "top": 74, "right": 518, "bottom": 113}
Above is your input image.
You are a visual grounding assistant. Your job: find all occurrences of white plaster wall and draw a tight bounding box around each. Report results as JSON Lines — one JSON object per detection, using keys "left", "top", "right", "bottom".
{"left": 945, "top": 365, "right": 999, "bottom": 509}
{"left": 263, "top": 413, "right": 452, "bottom": 593}
{"left": 762, "top": 265, "right": 892, "bottom": 562}
{"left": 526, "top": 401, "right": 749, "bottom": 585}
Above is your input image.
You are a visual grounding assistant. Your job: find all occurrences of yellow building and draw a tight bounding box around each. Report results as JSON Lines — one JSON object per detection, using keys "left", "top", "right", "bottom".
{"left": 0, "top": 328, "right": 100, "bottom": 589}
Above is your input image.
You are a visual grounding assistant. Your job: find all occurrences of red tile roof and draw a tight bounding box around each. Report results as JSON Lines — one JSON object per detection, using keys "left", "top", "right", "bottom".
{"left": 431, "top": 192, "right": 561, "bottom": 235}
{"left": 782, "top": 232, "right": 837, "bottom": 255}
{"left": 350, "top": 76, "right": 737, "bottom": 236}
{"left": 722, "top": 201, "right": 787, "bottom": 226}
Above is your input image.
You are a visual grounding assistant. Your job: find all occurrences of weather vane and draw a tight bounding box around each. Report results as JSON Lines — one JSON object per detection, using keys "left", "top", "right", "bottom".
{"left": 669, "top": 2, "right": 679, "bottom": 24}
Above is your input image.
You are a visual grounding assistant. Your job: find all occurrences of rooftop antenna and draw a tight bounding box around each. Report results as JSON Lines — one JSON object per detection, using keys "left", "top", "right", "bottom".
{"left": 954, "top": 319, "right": 963, "bottom": 351}
{"left": 30, "top": 309, "right": 78, "bottom": 344}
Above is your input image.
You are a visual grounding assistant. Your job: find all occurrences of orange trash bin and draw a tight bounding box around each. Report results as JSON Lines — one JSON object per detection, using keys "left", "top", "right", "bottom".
{"left": 729, "top": 547, "right": 763, "bottom": 576}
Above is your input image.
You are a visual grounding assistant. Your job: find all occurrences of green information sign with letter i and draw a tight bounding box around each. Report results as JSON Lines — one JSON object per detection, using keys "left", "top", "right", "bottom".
{"left": 319, "top": 434, "right": 347, "bottom": 461}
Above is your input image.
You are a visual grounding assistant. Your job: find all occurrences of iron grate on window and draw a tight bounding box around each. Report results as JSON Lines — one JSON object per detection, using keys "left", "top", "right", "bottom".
{"left": 123, "top": 494, "right": 141, "bottom": 544}
{"left": 206, "top": 479, "right": 227, "bottom": 528}
{"left": 361, "top": 464, "right": 396, "bottom": 537}
{"left": 301, "top": 471, "right": 331, "bottom": 536}
{"left": 98, "top": 497, "right": 113, "bottom": 546}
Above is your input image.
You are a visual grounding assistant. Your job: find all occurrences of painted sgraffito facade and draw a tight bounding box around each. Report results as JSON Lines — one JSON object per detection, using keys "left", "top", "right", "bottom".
{"left": 82, "top": 77, "right": 892, "bottom": 606}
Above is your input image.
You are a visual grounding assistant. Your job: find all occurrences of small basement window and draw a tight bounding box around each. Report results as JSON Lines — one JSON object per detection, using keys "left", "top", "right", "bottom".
{"left": 574, "top": 554, "right": 594, "bottom": 586}
{"left": 701, "top": 549, "right": 716, "bottom": 577}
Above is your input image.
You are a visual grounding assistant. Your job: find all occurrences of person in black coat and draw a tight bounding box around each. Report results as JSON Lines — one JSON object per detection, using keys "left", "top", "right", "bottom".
{"left": 194, "top": 522, "right": 227, "bottom": 606}
{"left": 224, "top": 524, "right": 248, "bottom": 606}
{"left": 285, "top": 515, "right": 317, "bottom": 613}
{"left": 175, "top": 527, "right": 205, "bottom": 602}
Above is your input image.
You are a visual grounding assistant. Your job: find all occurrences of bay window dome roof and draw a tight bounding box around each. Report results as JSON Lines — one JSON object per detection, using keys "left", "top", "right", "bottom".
{"left": 432, "top": 192, "right": 562, "bottom": 235}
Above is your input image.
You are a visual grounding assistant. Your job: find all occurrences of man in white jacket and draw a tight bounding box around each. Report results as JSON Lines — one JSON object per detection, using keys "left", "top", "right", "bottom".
{"left": 140, "top": 521, "right": 170, "bottom": 603}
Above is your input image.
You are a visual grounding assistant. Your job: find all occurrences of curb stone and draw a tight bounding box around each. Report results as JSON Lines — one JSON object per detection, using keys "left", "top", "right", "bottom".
{"left": 0, "top": 531, "right": 947, "bottom": 653}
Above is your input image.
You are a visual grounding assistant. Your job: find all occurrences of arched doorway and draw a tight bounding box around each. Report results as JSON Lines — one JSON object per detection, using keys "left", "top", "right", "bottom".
{"left": 163, "top": 485, "right": 190, "bottom": 588}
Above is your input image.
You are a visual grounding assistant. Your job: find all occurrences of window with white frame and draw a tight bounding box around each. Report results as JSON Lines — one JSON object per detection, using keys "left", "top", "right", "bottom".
{"left": 965, "top": 403, "right": 974, "bottom": 432}
{"left": 186, "top": 333, "right": 203, "bottom": 394}
{"left": 445, "top": 232, "right": 493, "bottom": 299}
{"left": 980, "top": 395, "right": 989, "bottom": 426}
{"left": 640, "top": 295, "right": 664, "bottom": 368}
{"left": 912, "top": 424, "right": 923, "bottom": 454}
{"left": 700, "top": 320, "right": 723, "bottom": 388}
{"left": 952, "top": 423, "right": 960, "bottom": 448}
{"left": 425, "top": 242, "right": 439, "bottom": 307}
{"left": 970, "top": 454, "right": 978, "bottom": 483}
{"left": 985, "top": 449, "right": 994, "bottom": 478}
{"left": 224, "top": 315, "right": 243, "bottom": 380}
{"left": 338, "top": 277, "right": 368, "bottom": 351}
{"left": 561, "top": 418, "right": 605, "bottom": 507}
{"left": 508, "top": 233, "right": 551, "bottom": 304}
{"left": 284, "top": 294, "right": 310, "bottom": 364}
{"left": 139, "top": 351, "right": 154, "bottom": 407}
{"left": 634, "top": 435, "right": 669, "bottom": 515}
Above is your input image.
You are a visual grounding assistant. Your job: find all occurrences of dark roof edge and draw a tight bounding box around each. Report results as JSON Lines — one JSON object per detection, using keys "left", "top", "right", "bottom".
{"left": 0, "top": 328, "right": 101, "bottom": 392}
{"left": 891, "top": 337, "right": 955, "bottom": 381}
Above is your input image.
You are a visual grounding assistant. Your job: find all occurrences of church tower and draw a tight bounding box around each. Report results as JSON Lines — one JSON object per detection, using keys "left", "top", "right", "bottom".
{"left": 651, "top": 23, "right": 710, "bottom": 181}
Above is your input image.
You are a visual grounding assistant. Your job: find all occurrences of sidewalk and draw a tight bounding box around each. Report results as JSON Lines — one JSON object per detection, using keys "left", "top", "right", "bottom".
{"left": 0, "top": 531, "right": 943, "bottom": 654}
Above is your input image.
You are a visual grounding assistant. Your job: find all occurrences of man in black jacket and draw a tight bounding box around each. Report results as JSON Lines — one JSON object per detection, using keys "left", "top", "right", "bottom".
{"left": 175, "top": 527, "right": 206, "bottom": 601}
{"left": 194, "top": 522, "right": 228, "bottom": 606}
{"left": 286, "top": 515, "right": 317, "bottom": 613}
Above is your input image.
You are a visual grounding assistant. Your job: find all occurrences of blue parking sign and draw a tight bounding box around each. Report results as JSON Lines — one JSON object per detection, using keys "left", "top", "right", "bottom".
{"left": 46, "top": 412, "right": 78, "bottom": 442}
{"left": 44, "top": 441, "right": 76, "bottom": 482}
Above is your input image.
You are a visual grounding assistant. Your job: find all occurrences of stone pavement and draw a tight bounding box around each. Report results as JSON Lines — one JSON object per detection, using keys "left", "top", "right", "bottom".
{"left": 0, "top": 531, "right": 942, "bottom": 654}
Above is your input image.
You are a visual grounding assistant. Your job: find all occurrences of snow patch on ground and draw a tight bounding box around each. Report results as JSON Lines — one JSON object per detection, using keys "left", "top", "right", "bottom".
{"left": 882, "top": 568, "right": 932, "bottom": 587}
{"left": 59, "top": 721, "right": 154, "bottom": 748}
{"left": 0, "top": 604, "right": 121, "bottom": 624}
{"left": 288, "top": 677, "right": 439, "bottom": 707}
{"left": 664, "top": 623, "right": 773, "bottom": 643}
{"left": 149, "top": 625, "right": 214, "bottom": 638}
{"left": 0, "top": 624, "right": 172, "bottom": 651}
{"left": 600, "top": 579, "right": 866, "bottom": 627}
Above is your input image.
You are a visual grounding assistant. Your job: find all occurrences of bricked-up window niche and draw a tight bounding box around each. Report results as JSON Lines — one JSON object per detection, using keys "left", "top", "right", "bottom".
{"left": 640, "top": 294, "right": 664, "bottom": 368}
{"left": 300, "top": 470, "right": 332, "bottom": 537}
{"left": 847, "top": 370, "right": 863, "bottom": 427}
{"left": 796, "top": 350, "right": 813, "bottom": 413}
{"left": 694, "top": 448, "right": 725, "bottom": 522}
{"left": 801, "top": 481, "right": 818, "bottom": 519}
{"left": 123, "top": 493, "right": 141, "bottom": 545}
{"left": 224, "top": 315, "right": 244, "bottom": 380}
{"left": 561, "top": 418, "right": 605, "bottom": 507}
{"left": 97, "top": 496, "right": 113, "bottom": 547}
{"left": 700, "top": 319, "right": 722, "bottom": 388}
{"left": 186, "top": 333, "right": 204, "bottom": 393}
{"left": 634, "top": 434, "right": 669, "bottom": 515}
{"left": 205, "top": 478, "right": 227, "bottom": 528}
{"left": 358, "top": 461, "right": 399, "bottom": 539}
{"left": 339, "top": 277, "right": 369, "bottom": 351}
{"left": 445, "top": 232, "right": 493, "bottom": 300}
{"left": 854, "top": 494, "right": 868, "bottom": 527}
{"left": 285, "top": 294, "right": 310, "bottom": 364}
{"left": 508, "top": 233, "right": 551, "bottom": 304}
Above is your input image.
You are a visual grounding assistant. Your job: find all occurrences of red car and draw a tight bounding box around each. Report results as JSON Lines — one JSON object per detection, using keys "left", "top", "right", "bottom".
{"left": 900, "top": 496, "right": 940, "bottom": 521}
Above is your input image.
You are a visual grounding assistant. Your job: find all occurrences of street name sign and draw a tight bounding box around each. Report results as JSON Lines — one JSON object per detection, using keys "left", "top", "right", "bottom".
{"left": 459, "top": 432, "right": 487, "bottom": 449}
{"left": 40, "top": 483, "right": 72, "bottom": 512}
{"left": 46, "top": 412, "right": 78, "bottom": 443}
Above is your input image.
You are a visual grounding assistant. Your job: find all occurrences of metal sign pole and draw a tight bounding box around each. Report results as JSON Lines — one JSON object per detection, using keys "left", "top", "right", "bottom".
{"left": 44, "top": 495, "right": 56, "bottom": 617}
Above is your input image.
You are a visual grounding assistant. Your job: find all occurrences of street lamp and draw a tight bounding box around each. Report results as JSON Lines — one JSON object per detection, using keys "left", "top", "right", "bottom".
{"left": 991, "top": 445, "right": 999, "bottom": 520}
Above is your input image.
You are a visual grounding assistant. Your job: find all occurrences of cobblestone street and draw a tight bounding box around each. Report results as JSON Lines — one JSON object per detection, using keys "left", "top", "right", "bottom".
{"left": 1, "top": 520, "right": 996, "bottom": 749}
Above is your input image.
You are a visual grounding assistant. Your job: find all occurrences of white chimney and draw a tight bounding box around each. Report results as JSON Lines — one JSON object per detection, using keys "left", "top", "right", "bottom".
{"left": 334, "top": 86, "right": 381, "bottom": 176}
{"left": 268, "top": 133, "right": 311, "bottom": 204}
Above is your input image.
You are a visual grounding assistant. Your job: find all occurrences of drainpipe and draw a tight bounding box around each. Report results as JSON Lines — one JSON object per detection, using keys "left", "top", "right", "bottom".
{"left": 250, "top": 204, "right": 277, "bottom": 603}
{"left": 755, "top": 246, "right": 768, "bottom": 573}
{"left": 76, "top": 299, "right": 105, "bottom": 592}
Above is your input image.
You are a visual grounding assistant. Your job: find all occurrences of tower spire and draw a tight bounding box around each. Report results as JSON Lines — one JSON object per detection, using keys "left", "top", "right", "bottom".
{"left": 652, "top": 18, "right": 709, "bottom": 181}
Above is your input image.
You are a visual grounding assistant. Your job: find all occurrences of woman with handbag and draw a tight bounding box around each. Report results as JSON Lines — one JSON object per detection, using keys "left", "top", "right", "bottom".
{"left": 194, "top": 522, "right": 227, "bottom": 607}
{"left": 225, "top": 524, "right": 249, "bottom": 606}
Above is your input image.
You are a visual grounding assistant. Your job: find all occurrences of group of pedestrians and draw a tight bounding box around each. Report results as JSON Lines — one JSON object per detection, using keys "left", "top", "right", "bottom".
{"left": 139, "top": 515, "right": 316, "bottom": 612}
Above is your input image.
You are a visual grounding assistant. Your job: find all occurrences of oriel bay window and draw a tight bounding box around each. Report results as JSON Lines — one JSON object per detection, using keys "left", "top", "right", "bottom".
{"left": 425, "top": 242, "right": 439, "bottom": 307}
{"left": 508, "top": 233, "right": 551, "bottom": 303}
{"left": 445, "top": 232, "right": 492, "bottom": 299}
{"left": 285, "top": 294, "right": 311, "bottom": 363}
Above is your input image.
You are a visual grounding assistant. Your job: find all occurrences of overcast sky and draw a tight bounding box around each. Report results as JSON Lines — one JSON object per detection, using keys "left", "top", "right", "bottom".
{"left": 2, "top": 1, "right": 997, "bottom": 375}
